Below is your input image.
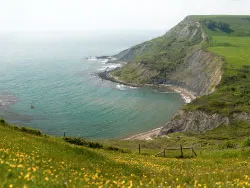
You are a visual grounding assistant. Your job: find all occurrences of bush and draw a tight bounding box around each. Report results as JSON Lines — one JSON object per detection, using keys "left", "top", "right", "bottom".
{"left": 88, "top": 142, "right": 103, "bottom": 149}
{"left": 0, "top": 118, "right": 43, "bottom": 136}
{"left": 202, "top": 20, "right": 233, "bottom": 33}
{"left": 106, "top": 146, "right": 128, "bottom": 153}
{"left": 0, "top": 118, "right": 6, "bottom": 125}
{"left": 64, "top": 137, "right": 103, "bottom": 149}
{"left": 20, "top": 127, "right": 43, "bottom": 136}
{"left": 243, "top": 137, "right": 250, "bottom": 147}
{"left": 64, "top": 137, "right": 87, "bottom": 146}
{"left": 219, "top": 141, "right": 237, "bottom": 149}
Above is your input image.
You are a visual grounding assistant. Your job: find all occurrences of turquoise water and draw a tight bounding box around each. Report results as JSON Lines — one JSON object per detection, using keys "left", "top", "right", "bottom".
{"left": 0, "top": 33, "right": 184, "bottom": 139}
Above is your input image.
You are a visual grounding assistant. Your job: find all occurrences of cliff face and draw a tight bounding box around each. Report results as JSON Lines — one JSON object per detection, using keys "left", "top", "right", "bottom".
{"left": 113, "top": 16, "right": 222, "bottom": 96}
{"left": 159, "top": 111, "right": 250, "bottom": 135}
{"left": 160, "top": 111, "right": 230, "bottom": 134}
{"left": 166, "top": 50, "right": 223, "bottom": 96}
{"left": 163, "top": 16, "right": 204, "bottom": 41}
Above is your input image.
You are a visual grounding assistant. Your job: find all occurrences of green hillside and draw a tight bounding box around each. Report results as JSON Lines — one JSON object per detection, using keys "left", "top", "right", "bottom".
{"left": 186, "top": 16, "right": 250, "bottom": 115}
{"left": 112, "top": 17, "right": 203, "bottom": 84}
{"left": 1, "top": 120, "right": 250, "bottom": 187}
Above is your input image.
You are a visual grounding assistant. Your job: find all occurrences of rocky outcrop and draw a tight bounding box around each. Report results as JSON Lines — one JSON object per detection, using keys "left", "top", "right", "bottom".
{"left": 159, "top": 111, "right": 230, "bottom": 135}
{"left": 232, "top": 112, "right": 250, "bottom": 122}
{"left": 159, "top": 111, "right": 250, "bottom": 135}
{"left": 164, "top": 16, "right": 204, "bottom": 42}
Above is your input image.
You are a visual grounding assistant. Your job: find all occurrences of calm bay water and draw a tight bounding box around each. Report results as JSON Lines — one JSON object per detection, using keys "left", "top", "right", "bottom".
{"left": 0, "top": 32, "right": 184, "bottom": 139}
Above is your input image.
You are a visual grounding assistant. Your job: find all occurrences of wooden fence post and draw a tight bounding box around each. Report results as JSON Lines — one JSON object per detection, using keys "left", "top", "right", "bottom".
{"left": 200, "top": 144, "right": 202, "bottom": 155}
{"left": 155, "top": 145, "right": 197, "bottom": 158}
{"left": 138, "top": 144, "right": 141, "bottom": 154}
{"left": 192, "top": 147, "right": 197, "bottom": 157}
{"left": 180, "top": 144, "right": 183, "bottom": 158}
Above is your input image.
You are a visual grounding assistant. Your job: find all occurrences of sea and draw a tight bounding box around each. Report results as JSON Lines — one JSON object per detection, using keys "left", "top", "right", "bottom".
{"left": 0, "top": 30, "right": 184, "bottom": 139}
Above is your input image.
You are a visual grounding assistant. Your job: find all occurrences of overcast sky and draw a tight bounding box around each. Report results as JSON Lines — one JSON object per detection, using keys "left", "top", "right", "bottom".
{"left": 0, "top": 0, "right": 249, "bottom": 32}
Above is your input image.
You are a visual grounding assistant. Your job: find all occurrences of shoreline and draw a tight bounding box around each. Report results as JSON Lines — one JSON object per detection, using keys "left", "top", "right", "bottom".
{"left": 98, "top": 69, "right": 196, "bottom": 140}
{"left": 122, "top": 126, "right": 163, "bottom": 140}
{"left": 98, "top": 70, "right": 196, "bottom": 104}
{"left": 161, "top": 85, "right": 196, "bottom": 104}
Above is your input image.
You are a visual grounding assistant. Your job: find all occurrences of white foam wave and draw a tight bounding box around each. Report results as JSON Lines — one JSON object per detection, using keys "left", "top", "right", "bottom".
{"left": 116, "top": 84, "right": 127, "bottom": 90}
{"left": 116, "top": 84, "right": 137, "bottom": 90}
{"left": 86, "top": 57, "right": 97, "bottom": 61}
{"left": 152, "top": 89, "right": 174, "bottom": 94}
{"left": 180, "top": 94, "right": 192, "bottom": 103}
{"left": 159, "top": 91, "right": 174, "bottom": 94}
{"left": 129, "top": 86, "right": 137, "bottom": 89}
{"left": 100, "top": 59, "right": 109, "bottom": 63}
{"left": 174, "top": 89, "right": 192, "bottom": 104}
{"left": 98, "top": 63, "right": 121, "bottom": 71}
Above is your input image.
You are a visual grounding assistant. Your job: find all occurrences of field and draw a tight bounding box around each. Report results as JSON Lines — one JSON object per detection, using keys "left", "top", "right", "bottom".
{"left": 194, "top": 15, "right": 250, "bottom": 37}
{"left": 1, "top": 121, "right": 250, "bottom": 187}
{"left": 186, "top": 17, "right": 250, "bottom": 115}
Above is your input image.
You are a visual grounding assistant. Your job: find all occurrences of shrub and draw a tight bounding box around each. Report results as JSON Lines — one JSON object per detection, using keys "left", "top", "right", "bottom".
{"left": 64, "top": 137, "right": 103, "bottom": 149}
{"left": 219, "top": 141, "right": 237, "bottom": 149}
{"left": 106, "top": 146, "right": 128, "bottom": 153}
{"left": 64, "top": 137, "right": 87, "bottom": 146}
{"left": 0, "top": 118, "right": 6, "bottom": 125}
{"left": 243, "top": 137, "right": 250, "bottom": 147}
{"left": 0, "top": 118, "right": 43, "bottom": 136}
{"left": 107, "top": 146, "right": 120, "bottom": 151}
{"left": 20, "top": 127, "right": 43, "bottom": 136}
{"left": 87, "top": 142, "right": 103, "bottom": 149}
{"left": 202, "top": 20, "right": 233, "bottom": 33}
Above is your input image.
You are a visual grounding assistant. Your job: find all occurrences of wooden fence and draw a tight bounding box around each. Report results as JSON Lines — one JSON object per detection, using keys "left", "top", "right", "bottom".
{"left": 154, "top": 144, "right": 197, "bottom": 157}
{"left": 137, "top": 144, "right": 199, "bottom": 157}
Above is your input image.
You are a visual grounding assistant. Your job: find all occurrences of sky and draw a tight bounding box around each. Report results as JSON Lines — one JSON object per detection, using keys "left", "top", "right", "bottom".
{"left": 0, "top": 0, "right": 249, "bottom": 32}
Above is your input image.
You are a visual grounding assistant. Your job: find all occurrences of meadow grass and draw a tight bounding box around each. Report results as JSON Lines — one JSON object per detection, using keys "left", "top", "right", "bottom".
{"left": 1, "top": 121, "right": 250, "bottom": 187}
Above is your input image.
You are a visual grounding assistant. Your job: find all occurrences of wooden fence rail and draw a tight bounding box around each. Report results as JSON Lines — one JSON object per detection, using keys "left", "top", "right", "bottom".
{"left": 154, "top": 144, "right": 197, "bottom": 157}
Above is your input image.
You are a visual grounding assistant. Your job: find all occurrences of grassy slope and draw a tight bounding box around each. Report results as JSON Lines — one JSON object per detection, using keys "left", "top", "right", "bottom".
{"left": 1, "top": 121, "right": 250, "bottom": 187}
{"left": 112, "top": 23, "right": 202, "bottom": 84}
{"left": 186, "top": 16, "right": 250, "bottom": 115}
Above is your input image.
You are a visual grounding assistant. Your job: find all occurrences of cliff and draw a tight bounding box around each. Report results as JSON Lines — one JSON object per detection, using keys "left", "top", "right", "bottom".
{"left": 113, "top": 16, "right": 223, "bottom": 96}
{"left": 111, "top": 15, "right": 250, "bottom": 135}
{"left": 159, "top": 111, "right": 250, "bottom": 135}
